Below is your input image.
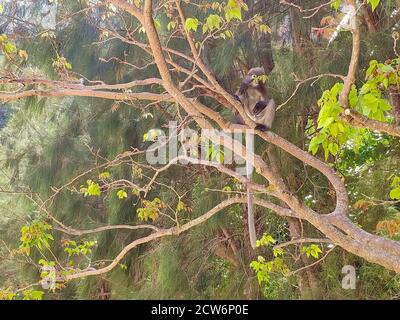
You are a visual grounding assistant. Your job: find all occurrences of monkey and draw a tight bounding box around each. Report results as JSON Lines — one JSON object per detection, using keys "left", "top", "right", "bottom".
{"left": 234, "top": 67, "right": 276, "bottom": 132}
{"left": 233, "top": 67, "right": 276, "bottom": 249}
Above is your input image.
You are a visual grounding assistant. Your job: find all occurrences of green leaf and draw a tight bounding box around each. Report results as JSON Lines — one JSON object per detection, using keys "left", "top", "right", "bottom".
{"left": 217, "top": 151, "right": 224, "bottom": 163}
{"left": 204, "top": 14, "right": 222, "bottom": 33}
{"left": 99, "top": 171, "right": 111, "bottom": 179}
{"left": 154, "top": 19, "right": 161, "bottom": 31}
{"left": 167, "top": 21, "right": 177, "bottom": 31}
{"left": 308, "top": 140, "right": 319, "bottom": 155}
{"left": 273, "top": 248, "right": 284, "bottom": 257}
{"left": 324, "top": 143, "right": 330, "bottom": 160}
{"left": 117, "top": 190, "right": 128, "bottom": 200}
{"left": 225, "top": 0, "right": 242, "bottom": 22}
{"left": 84, "top": 180, "right": 101, "bottom": 196}
{"left": 367, "top": 0, "right": 380, "bottom": 11}
{"left": 176, "top": 201, "right": 185, "bottom": 212}
{"left": 349, "top": 86, "right": 358, "bottom": 107}
{"left": 331, "top": 0, "right": 342, "bottom": 10}
{"left": 363, "top": 93, "right": 379, "bottom": 112}
{"left": 390, "top": 188, "right": 400, "bottom": 200}
{"left": 23, "top": 290, "right": 44, "bottom": 300}
{"left": 4, "top": 42, "right": 17, "bottom": 54}
{"left": 383, "top": 77, "right": 389, "bottom": 89}
{"left": 119, "top": 263, "right": 128, "bottom": 270}
{"left": 184, "top": 18, "right": 199, "bottom": 32}
{"left": 0, "top": 4, "right": 3, "bottom": 15}
{"left": 256, "top": 234, "right": 275, "bottom": 247}
{"left": 302, "top": 244, "right": 322, "bottom": 259}
{"left": 318, "top": 116, "right": 334, "bottom": 129}
{"left": 391, "top": 176, "right": 400, "bottom": 188}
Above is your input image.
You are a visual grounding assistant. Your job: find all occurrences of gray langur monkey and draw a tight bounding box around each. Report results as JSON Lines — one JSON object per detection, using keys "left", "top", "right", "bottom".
{"left": 234, "top": 67, "right": 276, "bottom": 249}
{"left": 234, "top": 67, "right": 276, "bottom": 131}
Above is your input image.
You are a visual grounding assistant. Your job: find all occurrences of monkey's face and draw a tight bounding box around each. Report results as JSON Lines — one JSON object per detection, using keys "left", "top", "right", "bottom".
{"left": 245, "top": 67, "right": 266, "bottom": 87}
{"left": 243, "top": 74, "right": 260, "bottom": 87}
{"left": 250, "top": 74, "right": 260, "bottom": 87}
{"left": 247, "top": 72, "right": 267, "bottom": 87}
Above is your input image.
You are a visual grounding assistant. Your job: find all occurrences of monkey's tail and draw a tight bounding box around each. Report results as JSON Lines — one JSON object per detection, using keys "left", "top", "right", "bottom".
{"left": 245, "top": 133, "right": 257, "bottom": 250}
{"left": 247, "top": 188, "right": 257, "bottom": 249}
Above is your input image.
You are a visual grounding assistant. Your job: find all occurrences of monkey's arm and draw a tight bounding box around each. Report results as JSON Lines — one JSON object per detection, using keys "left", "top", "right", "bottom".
{"left": 238, "top": 82, "right": 249, "bottom": 96}
{"left": 253, "top": 100, "right": 269, "bottom": 115}
{"left": 255, "top": 99, "right": 276, "bottom": 131}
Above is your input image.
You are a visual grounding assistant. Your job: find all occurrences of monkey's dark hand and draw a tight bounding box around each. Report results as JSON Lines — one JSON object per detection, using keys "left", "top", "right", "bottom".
{"left": 233, "top": 94, "right": 241, "bottom": 102}
{"left": 253, "top": 101, "right": 268, "bottom": 115}
{"left": 255, "top": 124, "right": 270, "bottom": 131}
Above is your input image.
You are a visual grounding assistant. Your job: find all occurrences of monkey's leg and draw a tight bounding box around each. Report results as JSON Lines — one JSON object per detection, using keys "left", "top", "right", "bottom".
{"left": 255, "top": 99, "right": 276, "bottom": 131}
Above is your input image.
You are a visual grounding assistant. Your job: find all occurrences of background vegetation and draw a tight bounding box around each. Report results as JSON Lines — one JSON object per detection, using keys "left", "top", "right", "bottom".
{"left": 0, "top": 0, "right": 400, "bottom": 300}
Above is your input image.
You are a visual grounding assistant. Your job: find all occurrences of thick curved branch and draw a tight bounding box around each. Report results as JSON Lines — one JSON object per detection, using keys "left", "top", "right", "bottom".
{"left": 54, "top": 224, "right": 160, "bottom": 236}
{"left": 339, "top": 0, "right": 359, "bottom": 110}
{"left": 0, "top": 87, "right": 172, "bottom": 103}
{"left": 0, "top": 77, "right": 163, "bottom": 89}
{"left": 343, "top": 108, "right": 400, "bottom": 137}
{"left": 106, "top": 0, "right": 143, "bottom": 23}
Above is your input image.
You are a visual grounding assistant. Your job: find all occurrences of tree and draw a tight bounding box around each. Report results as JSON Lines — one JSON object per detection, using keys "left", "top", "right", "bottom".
{"left": 0, "top": 0, "right": 400, "bottom": 299}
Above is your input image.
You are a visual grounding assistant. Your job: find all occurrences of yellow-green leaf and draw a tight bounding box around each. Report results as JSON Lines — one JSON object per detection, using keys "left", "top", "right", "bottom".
{"left": 184, "top": 18, "right": 199, "bottom": 32}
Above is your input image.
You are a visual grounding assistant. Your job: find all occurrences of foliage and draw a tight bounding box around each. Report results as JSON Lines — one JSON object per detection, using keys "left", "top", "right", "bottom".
{"left": 309, "top": 83, "right": 347, "bottom": 159}
{"left": 19, "top": 221, "right": 53, "bottom": 255}
{"left": 22, "top": 289, "right": 44, "bottom": 300}
{"left": 117, "top": 190, "right": 128, "bottom": 200}
{"left": 0, "top": 288, "right": 16, "bottom": 300}
{"left": 309, "top": 58, "right": 394, "bottom": 160}
{"left": 80, "top": 180, "right": 101, "bottom": 197}
{"left": 63, "top": 240, "right": 97, "bottom": 257}
{"left": 301, "top": 244, "right": 323, "bottom": 259}
{"left": 250, "top": 234, "right": 289, "bottom": 287}
{"left": 256, "top": 234, "right": 275, "bottom": 247}
{"left": 137, "top": 198, "right": 166, "bottom": 221}
{"left": 389, "top": 176, "right": 400, "bottom": 200}
{"left": 250, "top": 255, "right": 289, "bottom": 286}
